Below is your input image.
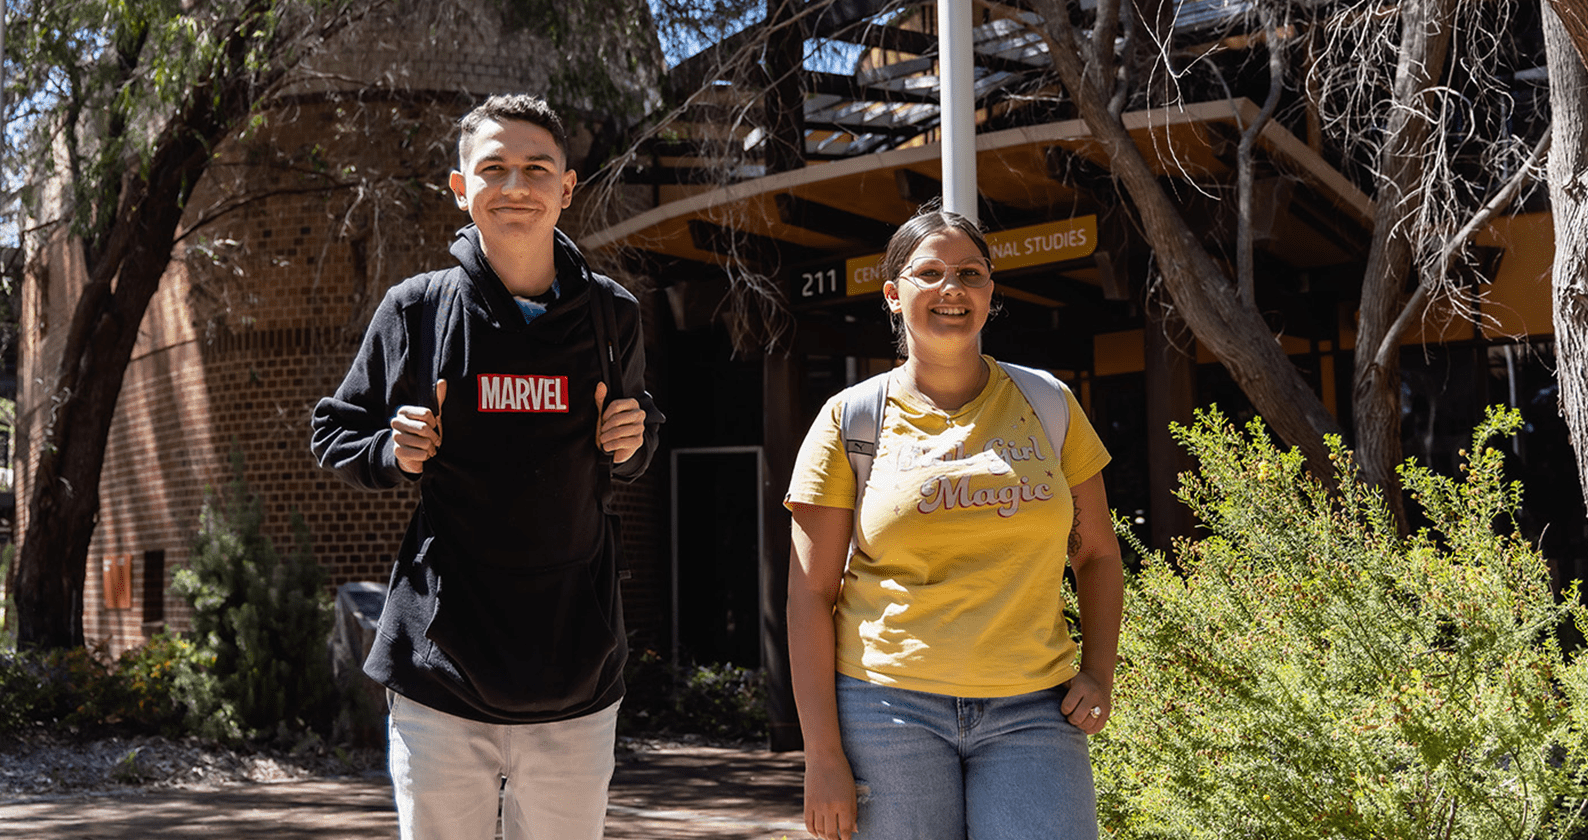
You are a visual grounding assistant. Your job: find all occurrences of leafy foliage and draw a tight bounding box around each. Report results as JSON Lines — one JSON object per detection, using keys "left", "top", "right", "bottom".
{"left": 110, "top": 633, "right": 209, "bottom": 733}
{"left": 1094, "top": 407, "right": 1588, "bottom": 839}
{"left": 497, "top": 0, "right": 662, "bottom": 117}
{"left": 0, "top": 643, "right": 115, "bottom": 734}
{"left": 0, "top": 633, "right": 203, "bottom": 736}
{"left": 620, "top": 646, "right": 769, "bottom": 742}
{"left": 4, "top": 0, "right": 374, "bottom": 234}
{"left": 0, "top": 543, "right": 14, "bottom": 649}
{"left": 171, "top": 451, "right": 334, "bottom": 743}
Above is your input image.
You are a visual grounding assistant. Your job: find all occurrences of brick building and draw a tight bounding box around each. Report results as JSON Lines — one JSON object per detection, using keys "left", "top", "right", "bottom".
{"left": 15, "top": 2, "right": 667, "bottom": 657}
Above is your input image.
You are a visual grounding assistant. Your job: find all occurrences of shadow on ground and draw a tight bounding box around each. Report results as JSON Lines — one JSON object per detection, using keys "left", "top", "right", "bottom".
{"left": 0, "top": 743, "right": 806, "bottom": 840}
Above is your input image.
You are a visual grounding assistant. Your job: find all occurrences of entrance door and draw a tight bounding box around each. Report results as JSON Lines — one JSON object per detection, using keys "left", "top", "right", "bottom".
{"left": 670, "top": 447, "right": 763, "bottom": 667}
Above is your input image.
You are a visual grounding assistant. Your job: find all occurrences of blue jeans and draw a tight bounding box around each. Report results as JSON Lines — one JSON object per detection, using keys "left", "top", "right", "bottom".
{"left": 835, "top": 674, "right": 1098, "bottom": 840}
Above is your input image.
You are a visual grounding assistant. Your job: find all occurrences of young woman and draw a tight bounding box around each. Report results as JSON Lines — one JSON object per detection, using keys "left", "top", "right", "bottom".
{"left": 785, "top": 208, "right": 1124, "bottom": 840}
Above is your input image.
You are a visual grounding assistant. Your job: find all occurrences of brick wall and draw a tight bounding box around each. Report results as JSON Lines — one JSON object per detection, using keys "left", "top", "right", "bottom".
{"left": 17, "top": 1, "right": 669, "bottom": 658}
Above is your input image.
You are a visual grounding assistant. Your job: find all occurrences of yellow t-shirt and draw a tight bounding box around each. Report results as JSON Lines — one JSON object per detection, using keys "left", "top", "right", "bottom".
{"left": 786, "top": 357, "right": 1111, "bottom": 697}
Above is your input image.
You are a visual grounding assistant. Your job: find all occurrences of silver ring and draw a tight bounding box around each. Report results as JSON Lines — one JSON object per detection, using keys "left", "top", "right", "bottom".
{"left": 1088, "top": 705, "right": 1102, "bottom": 718}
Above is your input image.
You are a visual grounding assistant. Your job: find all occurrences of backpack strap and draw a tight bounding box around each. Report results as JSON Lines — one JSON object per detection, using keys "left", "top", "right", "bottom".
{"left": 589, "top": 276, "right": 622, "bottom": 400}
{"left": 838, "top": 370, "right": 892, "bottom": 546}
{"left": 996, "top": 361, "right": 1071, "bottom": 463}
{"left": 417, "top": 271, "right": 461, "bottom": 412}
{"left": 586, "top": 275, "right": 632, "bottom": 579}
{"left": 836, "top": 363, "right": 1071, "bottom": 550}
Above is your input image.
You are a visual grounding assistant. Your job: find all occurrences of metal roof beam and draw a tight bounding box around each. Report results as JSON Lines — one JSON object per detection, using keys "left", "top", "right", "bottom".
{"left": 805, "top": 70, "right": 941, "bottom": 105}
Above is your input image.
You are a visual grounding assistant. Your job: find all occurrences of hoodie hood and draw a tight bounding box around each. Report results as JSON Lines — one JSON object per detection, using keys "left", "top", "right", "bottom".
{"left": 448, "top": 225, "right": 595, "bottom": 333}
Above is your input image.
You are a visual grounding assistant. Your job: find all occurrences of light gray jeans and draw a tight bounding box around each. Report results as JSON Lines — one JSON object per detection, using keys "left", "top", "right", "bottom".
{"left": 387, "top": 691, "right": 620, "bottom": 840}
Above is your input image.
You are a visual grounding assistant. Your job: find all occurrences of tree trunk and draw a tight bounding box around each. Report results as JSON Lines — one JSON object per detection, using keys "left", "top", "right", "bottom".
{"left": 15, "top": 237, "right": 170, "bottom": 648}
{"left": 1550, "top": 0, "right": 1588, "bottom": 69}
{"left": 15, "top": 116, "right": 219, "bottom": 647}
{"left": 13, "top": 5, "right": 300, "bottom": 648}
{"left": 1351, "top": 0, "right": 1457, "bottom": 529}
{"left": 761, "top": 0, "right": 807, "bottom": 751}
{"left": 1030, "top": 1, "right": 1344, "bottom": 480}
{"left": 764, "top": 0, "right": 807, "bottom": 175}
{"left": 1544, "top": 1, "right": 1588, "bottom": 519}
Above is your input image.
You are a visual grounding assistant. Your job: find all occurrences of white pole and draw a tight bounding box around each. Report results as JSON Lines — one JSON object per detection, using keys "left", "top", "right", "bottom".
{"left": 938, "top": 0, "right": 977, "bottom": 223}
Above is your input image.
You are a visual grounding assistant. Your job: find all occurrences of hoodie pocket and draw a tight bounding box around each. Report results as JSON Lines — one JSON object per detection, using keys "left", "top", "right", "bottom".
{"left": 420, "top": 542, "right": 620, "bottom": 715}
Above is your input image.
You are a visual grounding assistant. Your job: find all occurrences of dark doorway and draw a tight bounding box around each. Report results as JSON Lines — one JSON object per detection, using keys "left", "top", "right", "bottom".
{"left": 671, "top": 447, "right": 763, "bottom": 667}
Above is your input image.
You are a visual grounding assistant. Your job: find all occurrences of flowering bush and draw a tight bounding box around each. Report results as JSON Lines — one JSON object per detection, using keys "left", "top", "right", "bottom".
{"left": 111, "top": 632, "right": 206, "bottom": 733}
{"left": 0, "top": 634, "right": 201, "bottom": 736}
{"left": 1094, "top": 406, "right": 1588, "bottom": 840}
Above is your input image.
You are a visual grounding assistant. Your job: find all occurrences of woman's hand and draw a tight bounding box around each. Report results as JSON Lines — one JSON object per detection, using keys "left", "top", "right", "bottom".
{"left": 1060, "top": 669, "right": 1113, "bottom": 735}
{"left": 788, "top": 503, "right": 858, "bottom": 840}
{"left": 804, "top": 751, "right": 858, "bottom": 840}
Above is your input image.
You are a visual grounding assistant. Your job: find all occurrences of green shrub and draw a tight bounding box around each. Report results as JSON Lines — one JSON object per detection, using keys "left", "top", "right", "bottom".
{"left": 1094, "top": 406, "right": 1588, "bottom": 840}
{"left": 0, "top": 652, "right": 28, "bottom": 734}
{"left": 619, "top": 646, "right": 768, "bottom": 742}
{"left": 0, "top": 542, "right": 15, "bottom": 650}
{"left": 109, "top": 632, "right": 205, "bottom": 734}
{"left": 171, "top": 451, "right": 334, "bottom": 743}
{"left": 0, "top": 632, "right": 234, "bottom": 739}
{"left": 0, "top": 642, "right": 118, "bottom": 735}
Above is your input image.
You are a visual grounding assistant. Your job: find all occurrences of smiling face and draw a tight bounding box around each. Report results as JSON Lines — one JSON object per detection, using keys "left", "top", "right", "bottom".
{"left": 448, "top": 117, "right": 576, "bottom": 253}
{"left": 884, "top": 229, "right": 995, "bottom": 359}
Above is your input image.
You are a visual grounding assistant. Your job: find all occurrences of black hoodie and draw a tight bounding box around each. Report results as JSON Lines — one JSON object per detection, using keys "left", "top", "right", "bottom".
{"left": 311, "top": 226, "right": 662, "bottom": 723}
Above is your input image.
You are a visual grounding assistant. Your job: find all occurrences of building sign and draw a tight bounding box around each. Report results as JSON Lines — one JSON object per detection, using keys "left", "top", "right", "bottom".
{"left": 985, "top": 215, "right": 1097, "bottom": 271}
{"left": 793, "top": 264, "right": 846, "bottom": 303}
{"left": 847, "top": 254, "right": 886, "bottom": 297}
{"left": 790, "top": 214, "right": 1097, "bottom": 304}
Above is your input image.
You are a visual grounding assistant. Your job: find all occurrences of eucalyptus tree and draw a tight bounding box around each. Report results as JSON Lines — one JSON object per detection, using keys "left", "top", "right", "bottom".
{"left": 1026, "top": 0, "right": 1547, "bottom": 524}
{"left": 591, "top": 1, "right": 1552, "bottom": 527}
{"left": 1544, "top": 0, "right": 1588, "bottom": 516}
{"left": 4, "top": 0, "right": 373, "bottom": 649}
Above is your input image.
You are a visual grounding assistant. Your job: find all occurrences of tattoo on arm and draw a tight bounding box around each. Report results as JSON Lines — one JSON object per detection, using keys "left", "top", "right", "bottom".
{"left": 1069, "top": 493, "right": 1083, "bottom": 556}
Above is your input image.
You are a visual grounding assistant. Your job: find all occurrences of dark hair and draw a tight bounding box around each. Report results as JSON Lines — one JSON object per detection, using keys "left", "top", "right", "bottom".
{"left": 457, "top": 94, "right": 570, "bottom": 169}
{"left": 881, "top": 205, "right": 993, "bottom": 358}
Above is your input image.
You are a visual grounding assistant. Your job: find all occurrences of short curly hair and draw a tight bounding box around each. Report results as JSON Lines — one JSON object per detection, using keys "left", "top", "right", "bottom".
{"left": 457, "top": 94, "right": 569, "bottom": 170}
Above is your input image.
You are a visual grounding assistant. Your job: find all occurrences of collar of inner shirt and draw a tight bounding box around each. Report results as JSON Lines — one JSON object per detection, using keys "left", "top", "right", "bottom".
{"left": 513, "top": 277, "right": 561, "bottom": 323}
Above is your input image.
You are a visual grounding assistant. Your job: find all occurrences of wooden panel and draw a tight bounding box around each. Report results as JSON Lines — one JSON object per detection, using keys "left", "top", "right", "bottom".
{"left": 1094, "top": 329, "right": 1146, "bottom": 376}
{"left": 980, "top": 146, "right": 1079, "bottom": 209}
{"left": 103, "top": 554, "right": 132, "bottom": 611}
{"left": 1477, "top": 212, "right": 1555, "bottom": 339}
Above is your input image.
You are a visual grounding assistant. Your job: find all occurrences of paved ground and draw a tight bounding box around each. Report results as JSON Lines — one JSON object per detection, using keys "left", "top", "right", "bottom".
{"left": 0, "top": 743, "right": 808, "bottom": 840}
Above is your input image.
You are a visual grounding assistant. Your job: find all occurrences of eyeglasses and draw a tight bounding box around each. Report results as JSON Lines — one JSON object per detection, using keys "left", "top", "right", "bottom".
{"left": 899, "top": 256, "right": 993, "bottom": 289}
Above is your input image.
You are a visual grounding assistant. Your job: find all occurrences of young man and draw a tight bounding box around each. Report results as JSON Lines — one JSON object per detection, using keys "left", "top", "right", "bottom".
{"left": 311, "top": 94, "right": 663, "bottom": 840}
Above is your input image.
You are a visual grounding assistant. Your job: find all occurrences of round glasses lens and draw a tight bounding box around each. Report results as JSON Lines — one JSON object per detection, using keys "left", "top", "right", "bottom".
{"left": 905, "top": 258, "right": 992, "bottom": 288}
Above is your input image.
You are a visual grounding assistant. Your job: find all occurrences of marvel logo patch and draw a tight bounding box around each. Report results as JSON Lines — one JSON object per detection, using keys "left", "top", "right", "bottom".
{"left": 477, "top": 374, "right": 570, "bottom": 412}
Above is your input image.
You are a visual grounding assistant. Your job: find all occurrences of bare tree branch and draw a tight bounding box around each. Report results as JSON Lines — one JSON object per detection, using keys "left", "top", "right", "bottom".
{"left": 1377, "top": 126, "right": 1551, "bottom": 370}
{"left": 581, "top": 0, "right": 917, "bottom": 354}
{"left": 1236, "top": 10, "right": 1287, "bottom": 308}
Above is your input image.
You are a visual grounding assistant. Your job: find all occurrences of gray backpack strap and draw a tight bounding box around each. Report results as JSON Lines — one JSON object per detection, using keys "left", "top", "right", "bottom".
{"left": 838, "top": 364, "right": 1067, "bottom": 549}
{"left": 839, "top": 371, "right": 892, "bottom": 540}
{"left": 997, "top": 361, "right": 1071, "bottom": 462}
